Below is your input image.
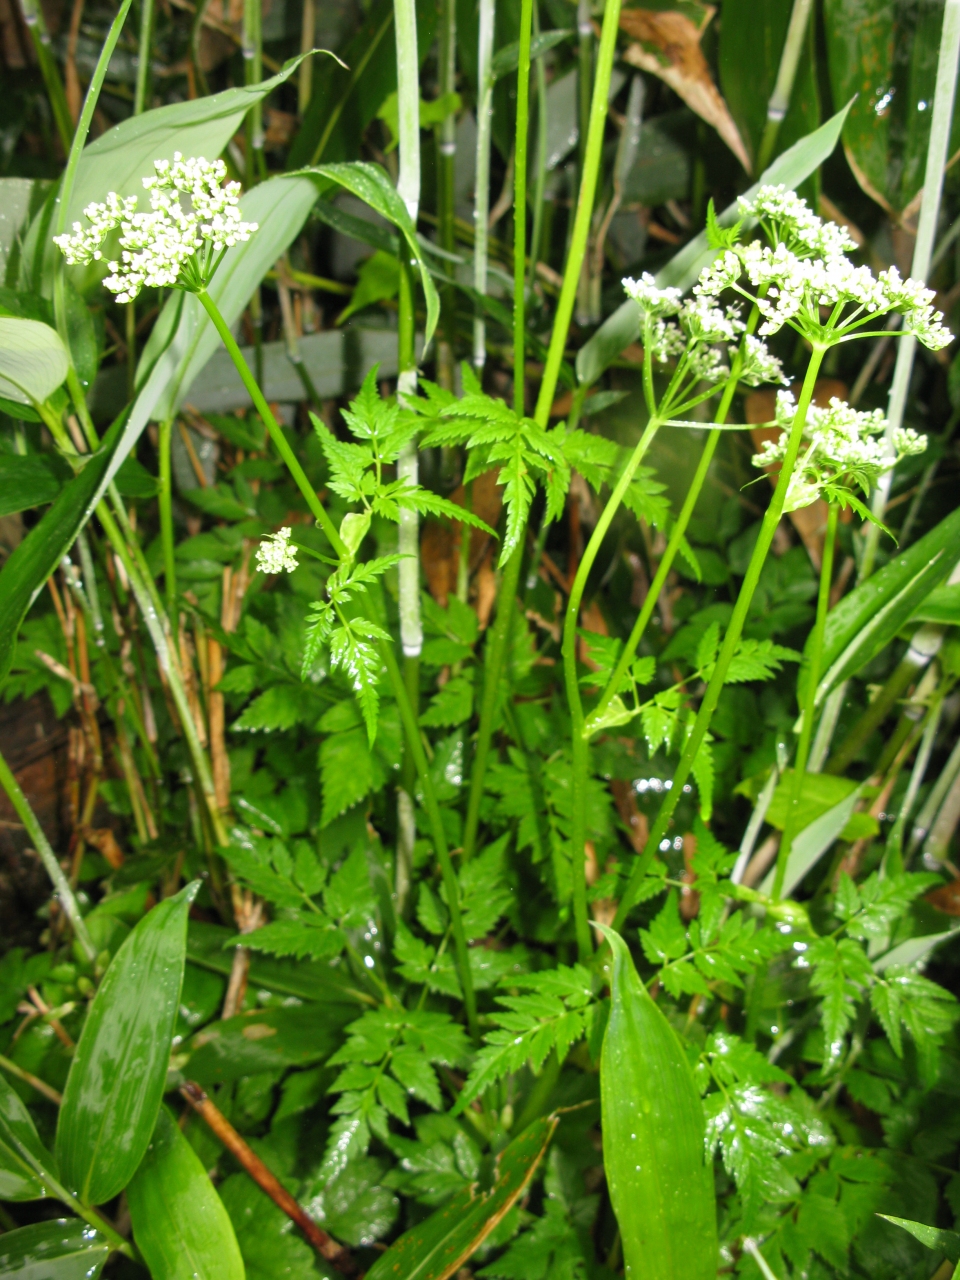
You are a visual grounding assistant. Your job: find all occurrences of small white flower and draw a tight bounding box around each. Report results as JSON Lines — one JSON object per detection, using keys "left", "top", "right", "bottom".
{"left": 622, "top": 272, "right": 683, "bottom": 318}
{"left": 738, "top": 335, "right": 788, "bottom": 387}
{"left": 53, "top": 153, "right": 258, "bottom": 302}
{"left": 256, "top": 527, "right": 299, "bottom": 574}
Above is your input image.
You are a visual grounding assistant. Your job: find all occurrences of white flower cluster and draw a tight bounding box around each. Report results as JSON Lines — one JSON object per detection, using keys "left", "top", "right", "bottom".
{"left": 753, "top": 391, "right": 927, "bottom": 511}
{"left": 695, "top": 186, "right": 952, "bottom": 350}
{"left": 739, "top": 334, "right": 788, "bottom": 388}
{"left": 622, "top": 273, "right": 682, "bottom": 318}
{"left": 54, "top": 153, "right": 257, "bottom": 303}
{"left": 255, "top": 527, "right": 299, "bottom": 574}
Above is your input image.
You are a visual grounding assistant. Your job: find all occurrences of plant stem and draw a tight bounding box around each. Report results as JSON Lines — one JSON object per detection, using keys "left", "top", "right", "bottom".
{"left": 861, "top": 0, "right": 960, "bottom": 580}
{"left": 472, "top": 0, "right": 496, "bottom": 371}
{"left": 18, "top": 0, "right": 73, "bottom": 154}
{"left": 574, "top": 0, "right": 594, "bottom": 324}
{"left": 393, "top": 0, "right": 420, "bottom": 222}
{"left": 378, "top": 636, "right": 478, "bottom": 1040}
{"left": 436, "top": 0, "right": 458, "bottom": 390}
{"left": 158, "top": 417, "right": 176, "bottom": 617}
{"left": 533, "top": 0, "right": 622, "bottom": 426}
{"left": 771, "top": 500, "right": 838, "bottom": 899}
{"left": 134, "top": 0, "right": 154, "bottom": 114}
{"left": 614, "top": 345, "right": 827, "bottom": 929}
{"left": 461, "top": 543, "right": 523, "bottom": 864}
{"left": 528, "top": 0, "right": 548, "bottom": 294}
{"left": 755, "top": 0, "right": 814, "bottom": 173}
{"left": 563, "top": 417, "right": 661, "bottom": 960}
{"left": 196, "top": 289, "right": 346, "bottom": 557}
{"left": 885, "top": 683, "right": 945, "bottom": 873}
{"left": 513, "top": 0, "right": 533, "bottom": 414}
{"left": 0, "top": 749, "right": 96, "bottom": 962}
{"left": 243, "top": 0, "right": 265, "bottom": 183}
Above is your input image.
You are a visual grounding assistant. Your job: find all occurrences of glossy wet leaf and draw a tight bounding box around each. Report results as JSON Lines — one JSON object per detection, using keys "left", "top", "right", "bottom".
{"left": 0, "top": 412, "right": 124, "bottom": 687}
{"left": 597, "top": 925, "right": 717, "bottom": 1280}
{"left": 879, "top": 1214, "right": 960, "bottom": 1261}
{"left": 0, "top": 1220, "right": 109, "bottom": 1280}
{"left": 182, "top": 1002, "right": 355, "bottom": 1085}
{"left": 799, "top": 505, "right": 960, "bottom": 709}
{"left": 575, "top": 101, "right": 852, "bottom": 388}
{"left": 364, "top": 1115, "right": 557, "bottom": 1280}
{"left": 56, "top": 881, "right": 199, "bottom": 1206}
{"left": 0, "top": 317, "right": 68, "bottom": 406}
{"left": 0, "top": 1072, "right": 57, "bottom": 1201}
{"left": 127, "top": 1107, "right": 245, "bottom": 1280}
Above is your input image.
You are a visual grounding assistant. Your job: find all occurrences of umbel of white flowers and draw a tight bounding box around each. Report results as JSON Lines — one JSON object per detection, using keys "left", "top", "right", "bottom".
{"left": 54, "top": 154, "right": 257, "bottom": 303}
{"left": 255, "top": 527, "right": 299, "bottom": 575}
{"left": 753, "top": 392, "right": 927, "bottom": 512}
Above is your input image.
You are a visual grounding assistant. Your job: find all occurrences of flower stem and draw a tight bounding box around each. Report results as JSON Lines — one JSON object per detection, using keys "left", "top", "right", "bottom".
{"left": 771, "top": 500, "right": 838, "bottom": 899}
{"left": 564, "top": 417, "right": 661, "bottom": 960}
{"left": 0, "top": 749, "right": 96, "bottom": 962}
{"left": 513, "top": 0, "right": 533, "bottom": 414}
{"left": 196, "top": 288, "right": 346, "bottom": 558}
{"left": 614, "top": 344, "right": 827, "bottom": 929}
{"left": 378, "top": 636, "right": 478, "bottom": 1041}
{"left": 533, "top": 0, "right": 621, "bottom": 426}
{"left": 158, "top": 417, "right": 177, "bottom": 617}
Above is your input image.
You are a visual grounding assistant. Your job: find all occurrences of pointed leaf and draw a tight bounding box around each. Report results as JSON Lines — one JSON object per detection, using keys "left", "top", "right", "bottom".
{"left": 0, "top": 1073, "right": 58, "bottom": 1201}
{"left": 0, "top": 1220, "right": 109, "bottom": 1280}
{"left": 56, "top": 882, "right": 199, "bottom": 1206}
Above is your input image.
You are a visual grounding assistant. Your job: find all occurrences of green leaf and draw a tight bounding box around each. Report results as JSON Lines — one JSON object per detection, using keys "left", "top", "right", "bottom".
{"left": 0, "top": 317, "right": 68, "bottom": 406}
{"left": 337, "top": 249, "right": 400, "bottom": 324}
{"left": 233, "top": 684, "right": 307, "bottom": 732}
{"left": 363, "top": 1116, "right": 557, "bottom": 1280}
{"left": 0, "top": 1220, "right": 109, "bottom": 1280}
{"left": 491, "top": 28, "right": 573, "bottom": 79}
{"left": 320, "top": 727, "right": 383, "bottom": 826}
{"left": 239, "top": 916, "right": 346, "bottom": 961}
{"left": 575, "top": 100, "right": 852, "bottom": 388}
{"left": 302, "top": 1156, "right": 399, "bottom": 1248}
{"left": 56, "top": 881, "right": 199, "bottom": 1206}
{"left": 0, "top": 1072, "right": 57, "bottom": 1201}
{"left": 127, "top": 1107, "right": 245, "bottom": 1280}
{"left": 218, "top": 1171, "right": 319, "bottom": 1280}
{"left": 302, "top": 161, "right": 440, "bottom": 350}
{"left": 759, "top": 782, "right": 866, "bottom": 899}
{"left": 799, "top": 505, "right": 960, "bottom": 709}
{"left": 420, "top": 675, "right": 474, "bottom": 728}
{"left": 0, "top": 454, "right": 68, "bottom": 517}
{"left": 878, "top": 1215, "right": 960, "bottom": 1262}
{"left": 183, "top": 1003, "right": 353, "bottom": 1085}
{"left": 597, "top": 925, "right": 717, "bottom": 1280}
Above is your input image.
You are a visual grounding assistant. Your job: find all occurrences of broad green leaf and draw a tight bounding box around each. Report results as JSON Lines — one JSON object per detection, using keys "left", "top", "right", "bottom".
{"left": 597, "top": 925, "right": 717, "bottom": 1280}
{"left": 874, "top": 927, "right": 960, "bottom": 973}
{"left": 0, "top": 454, "right": 68, "bottom": 516}
{"left": 182, "top": 1002, "right": 354, "bottom": 1085}
{"left": 24, "top": 53, "right": 319, "bottom": 293}
{"left": 302, "top": 162, "right": 440, "bottom": 350}
{"left": 127, "top": 1107, "right": 245, "bottom": 1280}
{"left": 363, "top": 1115, "right": 556, "bottom": 1280}
{"left": 912, "top": 582, "right": 960, "bottom": 625}
{"left": 800, "top": 506, "right": 960, "bottom": 709}
{"left": 718, "top": 0, "right": 820, "bottom": 170}
{"left": 575, "top": 100, "right": 852, "bottom": 388}
{"left": 0, "top": 177, "right": 49, "bottom": 284}
{"left": 760, "top": 785, "right": 865, "bottom": 900}
{"left": 56, "top": 881, "right": 199, "bottom": 1206}
{"left": 0, "top": 1072, "right": 57, "bottom": 1201}
{"left": 0, "top": 1220, "right": 109, "bottom": 1280}
{"left": 83, "top": 175, "right": 321, "bottom": 519}
{"left": 0, "top": 412, "right": 124, "bottom": 686}
{"left": 879, "top": 1215, "right": 960, "bottom": 1262}
{"left": 0, "top": 317, "right": 68, "bottom": 406}
{"left": 823, "top": 0, "right": 959, "bottom": 214}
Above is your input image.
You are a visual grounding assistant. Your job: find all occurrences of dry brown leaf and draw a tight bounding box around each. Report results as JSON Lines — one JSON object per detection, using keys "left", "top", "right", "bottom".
{"left": 620, "top": 7, "right": 751, "bottom": 175}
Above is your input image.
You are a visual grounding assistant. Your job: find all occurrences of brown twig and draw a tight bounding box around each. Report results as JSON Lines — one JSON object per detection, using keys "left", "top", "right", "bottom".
{"left": 0, "top": 1052, "right": 63, "bottom": 1105}
{"left": 179, "top": 1083, "right": 358, "bottom": 1274}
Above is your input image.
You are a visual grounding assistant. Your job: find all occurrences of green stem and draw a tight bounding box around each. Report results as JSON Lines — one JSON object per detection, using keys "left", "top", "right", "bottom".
{"left": 461, "top": 543, "right": 523, "bottom": 864}
{"left": 158, "top": 417, "right": 176, "bottom": 617}
{"left": 393, "top": 0, "right": 420, "bottom": 221}
{"left": 614, "top": 344, "right": 828, "bottom": 929}
{"left": 755, "top": 0, "right": 814, "bottom": 173}
{"left": 134, "top": 0, "right": 154, "bottom": 114}
{"left": 0, "top": 749, "right": 96, "bottom": 962}
{"left": 564, "top": 417, "right": 661, "bottom": 960}
{"left": 771, "top": 500, "right": 838, "bottom": 899}
{"left": 436, "top": 0, "right": 457, "bottom": 390}
{"left": 472, "top": 0, "right": 496, "bottom": 371}
{"left": 527, "top": 0, "right": 548, "bottom": 293}
{"left": 513, "top": 0, "right": 533, "bottom": 414}
{"left": 243, "top": 0, "right": 265, "bottom": 183}
{"left": 378, "top": 637, "right": 478, "bottom": 1040}
{"left": 19, "top": 0, "right": 73, "bottom": 154}
{"left": 196, "top": 288, "right": 346, "bottom": 557}
{"left": 533, "top": 0, "right": 621, "bottom": 426}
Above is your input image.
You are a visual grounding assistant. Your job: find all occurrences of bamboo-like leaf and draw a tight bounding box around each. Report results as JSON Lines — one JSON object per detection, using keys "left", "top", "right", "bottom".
{"left": 575, "top": 99, "right": 852, "bottom": 388}
{"left": 0, "top": 316, "right": 68, "bottom": 406}
{"left": 56, "top": 882, "right": 199, "bottom": 1206}
{"left": 0, "top": 1220, "right": 109, "bottom": 1280}
{"left": 878, "top": 1215, "right": 960, "bottom": 1262}
{"left": 0, "top": 412, "right": 124, "bottom": 686}
{"left": 597, "top": 925, "right": 717, "bottom": 1280}
{"left": 0, "top": 1073, "right": 58, "bottom": 1202}
{"left": 127, "top": 1107, "right": 245, "bottom": 1280}
{"left": 363, "top": 1115, "right": 556, "bottom": 1280}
